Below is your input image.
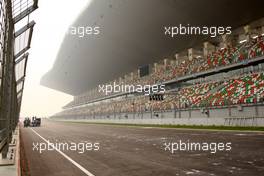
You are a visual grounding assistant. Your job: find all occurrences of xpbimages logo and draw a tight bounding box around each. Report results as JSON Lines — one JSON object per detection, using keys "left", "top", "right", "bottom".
{"left": 32, "top": 140, "right": 100, "bottom": 154}
{"left": 163, "top": 140, "right": 232, "bottom": 154}
{"left": 67, "top": 26, "right": 100, "bottom": 37}
{"left": 164, "top": 24, "right": 232, "bottom": 38}
{"left": 98, "top": 82, "right": 166, "bottom": 95}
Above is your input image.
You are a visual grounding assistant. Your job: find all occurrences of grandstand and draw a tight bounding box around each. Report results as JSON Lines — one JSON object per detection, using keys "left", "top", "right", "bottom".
{"left": 46, "top": 17, "right": 264, "bottom": 126}
{"left": 11, "top": 1, "right": 264, "bottom": 176}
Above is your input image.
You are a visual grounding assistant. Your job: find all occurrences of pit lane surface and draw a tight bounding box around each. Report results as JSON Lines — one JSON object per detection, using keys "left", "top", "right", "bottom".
{"left": 20, "top": 120, "right": 264, "bottom": 176}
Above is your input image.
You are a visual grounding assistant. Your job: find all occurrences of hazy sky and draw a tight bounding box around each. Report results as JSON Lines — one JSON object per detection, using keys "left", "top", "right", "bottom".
{"left": 20, "top": 0, "right": 91, "bottom": 117}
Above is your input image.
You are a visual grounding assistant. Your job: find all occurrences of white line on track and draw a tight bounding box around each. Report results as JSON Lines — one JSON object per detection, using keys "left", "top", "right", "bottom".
{"left": 30, "top": 128, "right": 95, "bottom": 176}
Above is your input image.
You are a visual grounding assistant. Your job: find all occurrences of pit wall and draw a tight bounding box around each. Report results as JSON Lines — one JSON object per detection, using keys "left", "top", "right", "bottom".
{"left": 54, "top": 104, "right": 264, "bottom": 127}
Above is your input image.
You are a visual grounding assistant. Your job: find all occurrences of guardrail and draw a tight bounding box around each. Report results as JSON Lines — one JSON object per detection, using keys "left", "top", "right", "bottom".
{"left": 0, "top": 128, "right": 7, "bottom": 152}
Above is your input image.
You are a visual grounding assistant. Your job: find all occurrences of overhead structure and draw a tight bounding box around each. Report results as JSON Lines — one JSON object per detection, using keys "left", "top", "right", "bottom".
{"left": 0, "top": 0, "right": 38, "bottom": 162}
{"left": 41, "top": 0, "right": 264, "bottom": 95}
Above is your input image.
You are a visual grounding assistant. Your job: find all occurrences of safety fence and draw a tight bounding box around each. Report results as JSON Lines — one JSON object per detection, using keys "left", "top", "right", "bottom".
{"left": 0, "top": 0, "right": 38, "bottom": 161}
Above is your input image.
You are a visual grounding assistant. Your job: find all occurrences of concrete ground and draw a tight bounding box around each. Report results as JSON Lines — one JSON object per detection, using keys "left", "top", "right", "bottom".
{"left": 0, "top": 127, "right": 20, "bottom": 176}
{"left": 20, "top": 120, "right": 264, "bottom": 176}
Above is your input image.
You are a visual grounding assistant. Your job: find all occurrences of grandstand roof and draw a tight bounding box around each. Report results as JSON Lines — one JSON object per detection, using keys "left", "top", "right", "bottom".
{"left": 41, "top": 0, "right": 264, "bottom": 95}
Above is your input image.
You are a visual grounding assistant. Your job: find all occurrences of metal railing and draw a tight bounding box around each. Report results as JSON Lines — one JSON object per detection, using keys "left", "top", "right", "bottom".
{"left": 0, "top": 0, "right": 38, "bottom": 159}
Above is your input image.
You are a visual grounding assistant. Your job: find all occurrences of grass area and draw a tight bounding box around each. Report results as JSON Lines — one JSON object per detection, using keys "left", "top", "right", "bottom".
{"left": 57, "top": 120, "right": 264, "bottom": 131}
